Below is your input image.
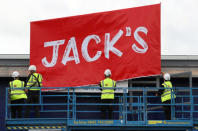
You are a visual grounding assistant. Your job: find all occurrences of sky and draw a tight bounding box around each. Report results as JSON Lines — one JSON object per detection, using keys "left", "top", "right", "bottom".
{"left": 0, "top": 0, "right": 198, "bottom": 55}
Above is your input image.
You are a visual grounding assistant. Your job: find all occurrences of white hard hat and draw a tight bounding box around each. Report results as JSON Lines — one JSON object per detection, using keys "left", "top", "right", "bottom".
{"left": 28, "top": 65, "right": 36, "bottom": 71}
{"left": 12, "top": 71, "right": 20, "bottom": 78}
{"left": 104, "top": 69, "right": 111, "bottom": 76}
{"left": 163, "top": 73, "right": 170, "bottom": 81}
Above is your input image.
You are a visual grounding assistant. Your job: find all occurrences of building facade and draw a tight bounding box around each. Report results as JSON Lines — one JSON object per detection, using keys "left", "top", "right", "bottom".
{"left": 0, "top": 54, "right": 198, "bottom": 87}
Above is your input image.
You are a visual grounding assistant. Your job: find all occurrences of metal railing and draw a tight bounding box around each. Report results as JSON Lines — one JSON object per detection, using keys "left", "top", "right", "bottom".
{"left": 5, "top": 86, "right": 198, "bottom": 128}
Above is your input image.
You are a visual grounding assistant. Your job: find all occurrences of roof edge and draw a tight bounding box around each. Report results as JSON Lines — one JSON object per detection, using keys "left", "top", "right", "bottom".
{"left": 0, "top": 54, "right": 198, "bottom": 60}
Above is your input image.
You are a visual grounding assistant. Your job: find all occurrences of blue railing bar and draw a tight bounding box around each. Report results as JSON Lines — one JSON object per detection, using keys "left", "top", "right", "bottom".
{"left": 182, "top": 97, "right": 184, "bottom": 119}
{"left": 6, "top": 86, "right": 198, "bottom": 89}
{"left": 40, "top": 110, "right": 72, "bottom": 112}
{"left": 6, "top": 118, "right": 68, "bottom": 120}
{"left": 127, "top": 95, "right": 191, "bottom": 98}
{"left": 42, "top": 95, "right": 69, "bottom": 97}
{"left": 128, "top": 110, "right": 151, "bottom": 113}
{"left": 138, "top": 96, "right": 140, "bottom": 121}
{"left": 174, "top": 96, "right": 190, "bottom": 97}
{"left": 127, "top": 110, "right": 193, "bottom": 113}
{"left": 74, "top": 103, "right": 144, "bottom": 106}
{"left": 8, "top": 103, "right": 193, "bottom": 106}
{"left": 125, "top": 88, "right": 128, "bottom": 123}
{"left": 190, "top": 85, "right": 193, "bottom": 121}
{"left": 75, "top": 103, "right": 124, "bottom": 106}
{"left": 143, "top": 88, "right": 147, "bottom": 124}
{"left": 76, "top": 111, "right": 103, "bottom": 113}
{"left": 27, "top": 87, "right": 129, "bottom": 89}
{"left": 126, "top": 96, "right": 142, "bottom": 97}
{"left": 73, "top": 92, "right": 76, "bottom": 119}
{"left": 67, "top": 88, "right": 70, "bottom": 122}
{"left": 6, "top": 86, "right": 197, "bottom": 90}
{"left": 126, "top": 96, "right": 190, "bottom": 99}
{"left": 119, "top": 96, "right": 122, "bottom": 122}
{"left": 5, "top": 87, "right": 8, "bottom": 119}
{"left": 7, "top": 102, "right": 193, "bottom": 106}
{"left": 147, "top": 111, "right": 164, "bottom": 113}
{"left": 123, "top": 86, "right": 126, "bottom": 124}
{"left": 74, "top": 111, "right": 122, "bottom": 113}
{"left": 176, "top": 111, "right": 194, "bottom": 113}
{"left": 8, "top": 103, "right": 68, "bottom": 106}
{"left": 76, "top": 95, "right": 121, "bottom": 98}
{"left": 146, "top": 111, "right": 193, "bottom": 113}
{"left": 147, "top": 103, "right": 192, "bottom": 106}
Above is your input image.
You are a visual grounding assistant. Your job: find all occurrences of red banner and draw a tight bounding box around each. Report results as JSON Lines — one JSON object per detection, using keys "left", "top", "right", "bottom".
{"left": 30, "top": 4, "right": 161, "bottom": 87}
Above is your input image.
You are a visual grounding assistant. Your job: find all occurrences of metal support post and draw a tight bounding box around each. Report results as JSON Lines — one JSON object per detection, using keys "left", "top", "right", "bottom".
{"left": 143, "top": 88, "right": 147, "bottom": 124}
{"left": 190, "top": 85, "right": 193, "bottom": 122}
{"left": 123, "top": 88, "right": 127, "bottom": 124}
{"left": 67, "top": 88, "right": 70, "bottom": 124}
{"left": 5, "top": 88, "right": 8, "bottom": 119}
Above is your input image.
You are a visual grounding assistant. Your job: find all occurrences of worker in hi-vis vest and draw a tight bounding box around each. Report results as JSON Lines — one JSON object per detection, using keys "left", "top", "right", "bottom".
{"left": 25, "top": 65, "right": 42, "bottom": 118}
{"left": 157, "top": 72, "right": 176, "bottom": 120}
{"left": 99, "top": 69, "right": 116, "bottom": 119}
{"left": 9, "top": 71, "right": 27, "bottom": 118}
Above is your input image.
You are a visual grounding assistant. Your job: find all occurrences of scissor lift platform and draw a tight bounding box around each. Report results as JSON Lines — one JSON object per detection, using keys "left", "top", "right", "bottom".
{"left": 5, "top": 87, "right": 198, "bottom": 131}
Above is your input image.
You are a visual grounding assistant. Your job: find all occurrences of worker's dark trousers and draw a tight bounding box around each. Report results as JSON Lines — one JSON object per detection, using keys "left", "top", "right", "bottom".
{"left": 11, "top": 98, "right": 26, "bottom": 118}
{"left": 101, "top": 99, "right": 114, "bottom": 119}
{"left": 163, "top": 100, "right": 171, "bottom": 120}
{"left": 25, "top": 90, "right": 40, "bottom": 118}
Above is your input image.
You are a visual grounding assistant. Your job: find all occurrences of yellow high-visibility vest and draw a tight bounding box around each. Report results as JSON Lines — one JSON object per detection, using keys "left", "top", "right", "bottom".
{"left": 26, "top": 73, "right": 43, "bottom": 90}
{"left": 10, "top": 80, "right": 27, "bottom": 101}
{"left": 161, "top": 81, "right": 176, "bottom": 102}
{"left": 100, "top": 78, "right": 116, "bottom": 99}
